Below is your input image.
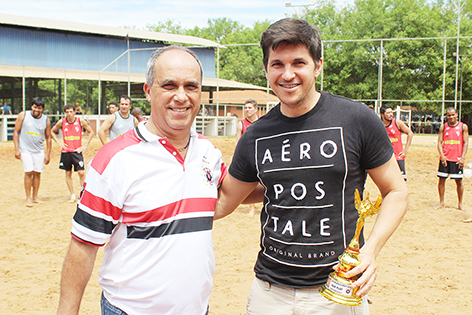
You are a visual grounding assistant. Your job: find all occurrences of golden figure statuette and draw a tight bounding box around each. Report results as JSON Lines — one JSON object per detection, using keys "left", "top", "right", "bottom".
{"left": 319, "top": 189, "right": 382, "bottom": 306}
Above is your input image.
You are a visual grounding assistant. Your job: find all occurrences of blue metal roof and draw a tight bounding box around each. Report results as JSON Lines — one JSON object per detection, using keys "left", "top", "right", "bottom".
{"left": 0, "top": 23, "right": 216, "bottom": 78}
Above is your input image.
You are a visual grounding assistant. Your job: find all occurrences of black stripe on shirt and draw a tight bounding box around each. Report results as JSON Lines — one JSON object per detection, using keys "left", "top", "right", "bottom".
{"left": 127, "top": 216, "right": 213, "bottom": 239}
{"left": 73, "top": 207, "right": 117, "bottom": 235}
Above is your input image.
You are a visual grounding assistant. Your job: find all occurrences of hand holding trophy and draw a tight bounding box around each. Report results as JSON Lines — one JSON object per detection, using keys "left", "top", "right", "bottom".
{"left": 319, "top": 189, "right": 382, "bottom": 306}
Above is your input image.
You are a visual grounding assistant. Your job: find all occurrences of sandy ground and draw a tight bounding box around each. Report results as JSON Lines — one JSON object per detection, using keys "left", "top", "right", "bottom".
{"left": 1, "top": 134, "right": 472, "bottom": 314}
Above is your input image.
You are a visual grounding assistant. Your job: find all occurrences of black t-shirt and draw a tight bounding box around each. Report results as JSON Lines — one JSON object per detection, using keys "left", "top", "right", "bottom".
{"left": 229, "top": 91, "right": 393, "bottom": 287}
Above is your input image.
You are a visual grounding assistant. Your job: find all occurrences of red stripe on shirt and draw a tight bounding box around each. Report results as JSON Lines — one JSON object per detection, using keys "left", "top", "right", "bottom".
{"left": 122, "top": 197, "right": 217, "bottom": 224}
{"left": 71, "top": 233, "right": 103, "bottom": 247}
{"left": 219, "top": 162, "right": 227, "bottom": 186}
{"left": 80, "top": 189, "right": 122, "bottom": 221}
{"left": 91, "top": 129, "right": 141, "bottom": 175}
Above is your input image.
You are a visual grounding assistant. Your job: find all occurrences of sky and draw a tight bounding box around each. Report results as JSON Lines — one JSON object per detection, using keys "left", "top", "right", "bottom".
{"left": 1, "top": 0, "right": 353, "bottom": 30}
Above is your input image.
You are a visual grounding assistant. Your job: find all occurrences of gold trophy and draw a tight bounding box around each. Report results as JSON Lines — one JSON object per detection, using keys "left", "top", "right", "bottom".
{"left": 319, "top": 189, "right": 382, "bottom": 306}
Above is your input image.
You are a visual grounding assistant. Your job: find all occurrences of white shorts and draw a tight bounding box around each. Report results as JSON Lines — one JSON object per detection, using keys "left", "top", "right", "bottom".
{"left": 21, "top": 151, "right": 45, "bottom": 173}
{"left": 247, "top": 277, "right": 370, "bottom": 315}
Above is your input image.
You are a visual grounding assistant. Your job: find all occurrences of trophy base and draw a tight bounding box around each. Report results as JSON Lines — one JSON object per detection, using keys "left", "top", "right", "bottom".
{"left": 319, "top": 272, "right": 362, "bottom": 306}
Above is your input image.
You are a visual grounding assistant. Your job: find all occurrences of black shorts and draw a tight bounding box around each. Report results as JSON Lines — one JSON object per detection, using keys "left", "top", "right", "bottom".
{"left": 437, "top": 161, "right": 463, "bottom": 179}
{"left": 59, "top": 152, "right": 85, "bottom": 171}
{"left": 396, "top": 159, "right": 407, "bottom": 181}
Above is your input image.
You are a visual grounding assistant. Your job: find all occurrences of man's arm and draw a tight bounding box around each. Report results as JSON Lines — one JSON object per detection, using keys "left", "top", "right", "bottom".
{"left": 235, "top": 121, "right": 243, "bottom": 146}
{"left": 51, "top": 119, "right": 67, "bottom": 151}
{"left": 346, "top": 155, "right": 408, "bottom": 297}
{"left": 78, "top": 118, "right": 95, "bottom": 153}
{"left": 459, "top": 123, "right": 469, "bottom": 168}
{"left": 13, "top": 111, "right": 25, "bottom": 160}
{"left": 437, "top": 125, "right": 446, "bottom": 166}
{"left": 98, "top": 115, "right": 115, "bottom": 145}
{"left": 44, "top": 119, "right": 52, "bottom": 165}
{"left": 57, "top": 238, "right": 99, "bottom": 315}
{"left": 397, "top": 120, "right": 413, "bottom": 158}
{"left": 215, "top": 174, "right": 259, "bottom": 220}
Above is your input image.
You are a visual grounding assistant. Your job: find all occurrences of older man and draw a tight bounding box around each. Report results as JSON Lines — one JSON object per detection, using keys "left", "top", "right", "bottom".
{"left": 57, "top": 46, "right": 227, "bottom": 315}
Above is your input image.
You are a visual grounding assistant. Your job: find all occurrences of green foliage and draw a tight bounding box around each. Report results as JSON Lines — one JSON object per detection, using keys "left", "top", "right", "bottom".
{"left": 147, "top": 18, "right": 270, "bottom": 87}
{"left": 125, "top": 1, "right": 472, "bottom": 117}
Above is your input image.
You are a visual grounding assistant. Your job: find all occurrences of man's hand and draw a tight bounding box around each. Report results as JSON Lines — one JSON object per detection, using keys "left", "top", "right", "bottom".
{"left": 398, "top": 149, "right": 408, "bottom": 159}
{"left": 58, "top": 141, "right": 68, "bottom": 151}
{"left": 441, "top": 156, "right": 448, "bottom": 167}
{"left": 76, "top": 145, "right": 87, "bottom": 153}
{"left": 344, "top": 250, "right": 377, "bottom": 297}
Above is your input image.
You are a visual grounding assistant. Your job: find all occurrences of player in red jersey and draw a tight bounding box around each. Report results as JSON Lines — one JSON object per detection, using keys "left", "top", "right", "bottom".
{"left": 380, "top": 105, "right": 413, "bottom": 181}
{"left": 236, "top": 99, "right": 259, "bottom": 216}
{"left": 51, "top": 104, "right": 95, "bottom": 202}
{"left": 435, "top": 107, "right": 468, "bottom": 210}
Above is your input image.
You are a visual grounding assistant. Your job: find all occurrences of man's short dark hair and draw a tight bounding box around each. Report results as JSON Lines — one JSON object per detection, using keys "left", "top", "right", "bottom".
{"left": 132, "top": 107, "right": 143, "bottom": 116}
{"left": 245, "top": 99, "right": 258, "bottom": 109}
{"left": 64, "top": 104, "right": 75, "bottom": 112}
{"left": 120, "top": 95, "right": 132, "bottom": 104}
{"left": 260, "top": 18, "right": 322, "bottom": 70}
{"left": 380, "top": 105, "right": 392, "bottom": 115}
{"left": 109, "top": 101, "right": 118, "bottom": 106}
{"left": 31, "top": 97, "right": 45, "bottom": 108}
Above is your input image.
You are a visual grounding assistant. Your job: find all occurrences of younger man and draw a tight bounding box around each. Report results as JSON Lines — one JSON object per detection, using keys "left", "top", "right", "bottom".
{"left": 380, "top": 105, "right": 413, "bottom": 180}
{"left": 13, "top": 97, "right": 52, "bottom": 207}
{"left": 216, "top": 18, "right": 408, "bottom": 314}
{"left": 435, "top": 107, "right": 469, "bottom": 210}
{"left": 51, "top": 104, "right": 95, "bottom": 202}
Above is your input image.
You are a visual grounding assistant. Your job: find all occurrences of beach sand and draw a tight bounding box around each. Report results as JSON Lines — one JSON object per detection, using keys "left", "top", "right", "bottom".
{"left": 1, "top": 135, "right": 471, "bottom": 314}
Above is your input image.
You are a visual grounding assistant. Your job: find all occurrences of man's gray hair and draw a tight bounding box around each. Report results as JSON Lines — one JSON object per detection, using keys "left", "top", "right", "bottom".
{"left": 145, "top": 45, "right": 203, "bottom": 86}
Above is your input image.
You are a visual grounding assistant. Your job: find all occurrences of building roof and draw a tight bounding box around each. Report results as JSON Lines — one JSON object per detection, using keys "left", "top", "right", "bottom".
{"left": 0, "top": 64, "right": 269, "bottom": 91}
{"left": 0, "top": 13, "right": 224, "bottom": 48}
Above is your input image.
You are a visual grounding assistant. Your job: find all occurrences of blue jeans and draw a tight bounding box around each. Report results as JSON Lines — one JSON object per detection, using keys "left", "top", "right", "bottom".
{"left": 101, "top": 292, "right": 210, "bottom": 315}
{"left": 101, "top": 292, "right": 128, "bottom": 315}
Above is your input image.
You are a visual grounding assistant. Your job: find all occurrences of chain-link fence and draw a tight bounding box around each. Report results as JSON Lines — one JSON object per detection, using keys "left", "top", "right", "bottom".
{"left": 2, "top": 36, "right": 472, "bottom": 130}
{"left": 321, "top": 36, "right": 472, "bottom": 126}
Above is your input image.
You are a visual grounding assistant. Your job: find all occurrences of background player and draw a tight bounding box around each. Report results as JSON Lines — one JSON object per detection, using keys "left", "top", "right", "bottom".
{"left": 435, "top": 107, "right": 469, "bottom": 210}
{"left": 235, "top": 99, "right": 259, "bottom": 216}
{"left": 98, "top": 95, "right": 138, "bottom": 145}
{"left": 51, "top": 104, "right": 95, "bottom": 202}
{"left": 13, "top": 97, "right": 52, "bottom": 207}
{"left": 380, "top": 105, "right": 413, "bottom": 180}
{"left": 131, "top": 107, "right": 147, "bottom": 122}
{"left": 108, "top": 101, "right": 118, "bottom": 114}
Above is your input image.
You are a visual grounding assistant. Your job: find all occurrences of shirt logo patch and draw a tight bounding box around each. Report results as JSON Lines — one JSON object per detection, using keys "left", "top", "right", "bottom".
{"left": 201, "top": 156, "right": 215, "bottom": 188}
